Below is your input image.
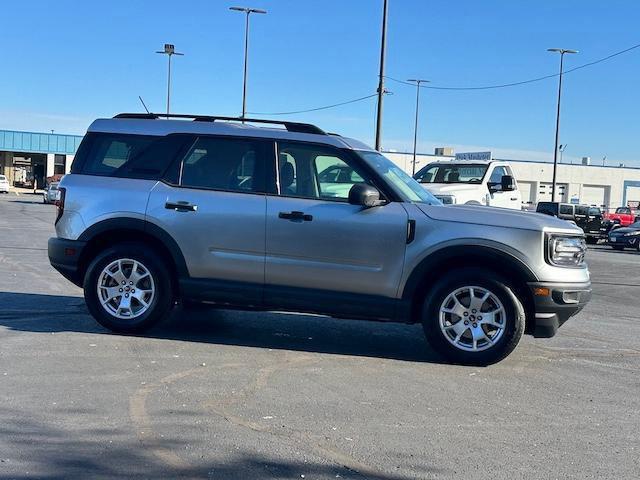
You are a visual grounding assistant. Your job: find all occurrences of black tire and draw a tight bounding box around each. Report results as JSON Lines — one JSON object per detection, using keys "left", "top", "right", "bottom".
{"left": 83, "top": 242, "right": 173, "bottom": 333}
{"left": 585, "top": 237, "right": 597, "bottom": 245}
{"left": 421, "top": 268, "right": 525, "bottom": 366}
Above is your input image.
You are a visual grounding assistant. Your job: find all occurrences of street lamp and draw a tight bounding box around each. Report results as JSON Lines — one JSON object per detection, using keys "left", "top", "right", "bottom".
{"left": 559, "top": 144, "right": 567, "bottom": 164}
{"left": 407, "top": 79, "right": 430, "bottom": 176}
{"left": 548, "top": 47, "right": 577, "bottom": 202}
{"left": 230, "top": 6, "right": 267, "bottom": 119}
{"left": 156, "top": 43, "right": 184, "bottom": 115}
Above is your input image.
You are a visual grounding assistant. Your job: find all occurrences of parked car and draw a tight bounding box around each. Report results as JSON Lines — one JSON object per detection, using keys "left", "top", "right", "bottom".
{"left": 43, "top": 182, "right": 61, "bottom": 204}
{"left": 48, "top": 113, "right": 591, "bottom": 365}
{"left": 413, "top": 160, "right": 522, "bottom": 209}
{"left": 607, "top": 221, "right": 640, "bottom": 250}
{"left": 603, "top": 206, "right": 639, "bottom": 227}
{"left": 0, "top": 174, "right": 9, "bottom": 193}
{"left": 536, "top": 202, "right": 612, "bottom": 244}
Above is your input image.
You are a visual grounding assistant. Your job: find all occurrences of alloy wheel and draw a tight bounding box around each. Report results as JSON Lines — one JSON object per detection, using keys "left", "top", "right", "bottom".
{"left": 438, "top": 285, "right": 506, "bottom": 352}
{"left": 96, "top": 258, "right": 155, "bottom": 320}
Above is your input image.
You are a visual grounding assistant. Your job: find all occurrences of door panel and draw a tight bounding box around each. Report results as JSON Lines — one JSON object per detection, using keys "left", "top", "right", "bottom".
{"left": 146, "top": 182, "right": 266, "bottom": 284}
{"left": 265, "top": 196, "right": 408, "bottom": 298}
{"left": 145, "top": 134, "right": 271, "bottom": 300}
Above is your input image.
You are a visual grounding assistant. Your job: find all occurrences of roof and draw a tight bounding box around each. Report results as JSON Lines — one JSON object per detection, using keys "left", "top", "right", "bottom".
{"left": 88, "top": 116, "right": 375, "bottom": 152}
{"left": 0, "top": 129, "right": 83, "bottom": 155}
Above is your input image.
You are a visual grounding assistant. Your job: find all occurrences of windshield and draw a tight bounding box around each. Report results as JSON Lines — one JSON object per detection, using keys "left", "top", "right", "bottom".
{"left": 615, "top": 207, "right": 631, "bottom": 214}
{"left": 414, "top": 163, "right": 488, "bottom": 184}
{"left": 0, "top": 175, "right": 6, "bottom": 181}
{"left": 357, "top": 151, "right": 440, "bottom": 204}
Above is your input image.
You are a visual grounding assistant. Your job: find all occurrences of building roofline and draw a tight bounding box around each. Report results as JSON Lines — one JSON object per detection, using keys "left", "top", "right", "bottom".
{"left": 382, "top": 150, "right": 640, "bottom": 171}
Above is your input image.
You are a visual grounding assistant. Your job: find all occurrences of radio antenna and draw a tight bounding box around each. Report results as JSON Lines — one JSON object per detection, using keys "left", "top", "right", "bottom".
{"left": 138, "top": 96, "right": 151, "bottom": 114}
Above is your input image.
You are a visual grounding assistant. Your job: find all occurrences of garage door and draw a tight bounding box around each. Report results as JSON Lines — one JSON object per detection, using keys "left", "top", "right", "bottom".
{"left": 581, "top": 185, "right": 607, "bottom": 208}
{"left": 625, "top": 186, "right": 640, "bottom": 207}
{"left": 518, "top": 180, "right": 534, "bottom": 205}
{"left": 538, "top": 183, "right": 568, "bottom": 202}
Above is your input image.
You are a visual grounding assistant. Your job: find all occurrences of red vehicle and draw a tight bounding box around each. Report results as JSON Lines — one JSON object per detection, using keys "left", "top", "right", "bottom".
{"left": 604, "top": 207, "right": 639, "bottom": 227}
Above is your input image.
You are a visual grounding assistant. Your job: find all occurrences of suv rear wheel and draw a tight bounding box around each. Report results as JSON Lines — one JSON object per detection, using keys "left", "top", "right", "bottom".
{"left": 83, "top": 243, "right": 173, "bottom": 333}
{"left": 421, "top": 268, "right": 525, "bottom": 365}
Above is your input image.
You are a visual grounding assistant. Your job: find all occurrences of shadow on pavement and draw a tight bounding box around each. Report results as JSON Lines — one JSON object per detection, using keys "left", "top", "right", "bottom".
{"left": 0, "top": 408, "right": 432, "bottom": 479}
{"left": 0, "top": 291, "right": 443, "bottom": 364}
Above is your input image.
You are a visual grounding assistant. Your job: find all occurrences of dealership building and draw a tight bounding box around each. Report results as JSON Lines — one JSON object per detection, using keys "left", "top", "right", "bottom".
{"left": 0, "top": 129, "right": 81, "bottom": 188}
{"left": 1, "top": 127, "right": 639, "bottom": 209}
{"left": 386, "top": 150, "right": 640, "bottom": 210}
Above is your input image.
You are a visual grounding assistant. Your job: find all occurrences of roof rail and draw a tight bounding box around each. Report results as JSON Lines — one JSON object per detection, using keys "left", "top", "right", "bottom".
{"left": 113, "top": 113, "right": 326, "bottom": 135}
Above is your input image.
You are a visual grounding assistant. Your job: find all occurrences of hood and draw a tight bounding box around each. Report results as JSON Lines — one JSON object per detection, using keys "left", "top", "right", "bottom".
{"left": 420, "top": 183, "right": 482, "bottom": 195}
{"left": 610, "top": 226, "right": 640, "bottom": 235}
{"left": 416, "top": 203, "right": 582, "bottom": 233}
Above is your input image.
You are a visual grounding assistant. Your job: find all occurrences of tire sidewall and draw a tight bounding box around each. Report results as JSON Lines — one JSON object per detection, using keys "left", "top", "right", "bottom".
{"left": 83, "top": 243, "right": 173, "bottom": 333}
{"left": 422, "top": 268, "right": 525, "bottom": 365}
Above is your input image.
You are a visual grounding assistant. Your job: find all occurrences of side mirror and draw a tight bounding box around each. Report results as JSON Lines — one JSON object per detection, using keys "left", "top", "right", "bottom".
{"left": 348, "top": 183, "right": 381, "bottom": 208}
{"left": 501, "top": 175, "right": 516, "bottom": 192}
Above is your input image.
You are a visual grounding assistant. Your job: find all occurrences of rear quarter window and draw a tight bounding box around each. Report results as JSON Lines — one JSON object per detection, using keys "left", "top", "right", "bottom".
{"left": 72, "top": 133, "right": 189, "bottom": 180}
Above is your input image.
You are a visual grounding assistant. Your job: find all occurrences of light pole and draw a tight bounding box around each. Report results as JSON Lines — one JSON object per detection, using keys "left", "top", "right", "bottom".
{"left": 156, "top": 44, "right": 184, "bottom": 115}
{"left": 374, "top": 0, "right": 389, "bottom": 151}
{"left": 407, "top": 79, "right": 429, "bottom": 176}
{"left": 548, "top": 48, "right": 577, "bottom": 202}
{"left": 230, "top": 6, "right": 267, "bottom": 119}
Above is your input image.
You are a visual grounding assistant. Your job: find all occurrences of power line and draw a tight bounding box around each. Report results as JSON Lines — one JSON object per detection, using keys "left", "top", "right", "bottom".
{"left": 247, "top": 42, "right": 640, "bottom": 116}
{"left": 386, "top": 42, "right": 640, "bottom": 91}
{"left": 247, "top": 93, "right": 378, "bottom": 115}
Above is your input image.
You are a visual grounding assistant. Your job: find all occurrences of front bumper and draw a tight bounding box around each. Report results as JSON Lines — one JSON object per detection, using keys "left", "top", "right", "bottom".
{"left": 608, "top": 236, "right": 639, "bottom": 248}
{"left": 528, "top": 281, "right": 592, "bottom": 337}
{"left": 48, "top": 237, "right": 86, "bottom": 287}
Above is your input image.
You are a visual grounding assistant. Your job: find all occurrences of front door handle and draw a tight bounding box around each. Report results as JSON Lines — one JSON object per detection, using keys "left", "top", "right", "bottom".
{"left": 165, "top": 201, "right": 197, "bottom": 212}
{"left": 278, "top": 211, "right": 313, "bottom": 222}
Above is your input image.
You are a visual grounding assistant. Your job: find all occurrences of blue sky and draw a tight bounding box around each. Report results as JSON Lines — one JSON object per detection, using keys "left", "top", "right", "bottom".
{"left": 2, "top": 0, "right": 639, "bottom": 164}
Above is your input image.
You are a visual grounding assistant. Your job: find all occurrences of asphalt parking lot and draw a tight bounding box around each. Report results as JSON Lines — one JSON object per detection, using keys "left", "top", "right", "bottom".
{"left": 0, "top": 193, "right": 637, "bottom": 480}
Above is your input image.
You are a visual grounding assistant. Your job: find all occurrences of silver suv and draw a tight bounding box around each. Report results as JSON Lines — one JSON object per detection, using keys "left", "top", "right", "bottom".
{"left": 48, "top": 113, "right": 591, "bottom": 365}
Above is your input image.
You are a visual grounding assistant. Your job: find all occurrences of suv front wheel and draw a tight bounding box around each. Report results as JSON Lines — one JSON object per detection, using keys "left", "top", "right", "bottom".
{"left": 422, "top": 268, "right": 525, "bottom": 365}
{"left": 83, "top": 243, "right": 173, "bottom": 333}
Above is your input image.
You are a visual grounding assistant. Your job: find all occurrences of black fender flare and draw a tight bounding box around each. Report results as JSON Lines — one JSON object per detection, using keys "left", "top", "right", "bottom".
{"left": 401, "top": 243, "right": 538, "bottom": 304}
{"left": 77, "top": 217, "right": 189, "bottom": 277}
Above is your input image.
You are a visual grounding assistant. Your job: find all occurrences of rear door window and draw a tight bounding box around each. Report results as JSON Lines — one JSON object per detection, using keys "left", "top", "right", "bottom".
{"left": 178, "top": 136, "right": 272, "bottom": 194}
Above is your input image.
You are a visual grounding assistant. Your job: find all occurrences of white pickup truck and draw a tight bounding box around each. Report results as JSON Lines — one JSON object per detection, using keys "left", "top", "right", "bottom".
{"left": 413, "top": 159, "right": 522, "bottom": 209}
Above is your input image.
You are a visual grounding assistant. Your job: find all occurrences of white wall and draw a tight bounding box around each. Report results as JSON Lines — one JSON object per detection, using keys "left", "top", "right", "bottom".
{"left": 384, "top": 151, "right": 640, "bottom": 209}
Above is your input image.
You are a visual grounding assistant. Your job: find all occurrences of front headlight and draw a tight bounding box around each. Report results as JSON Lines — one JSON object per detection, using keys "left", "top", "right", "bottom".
{"left": 547, "top": 235, "right": 586, "bottom": 267}
{"left": 623, "top": 230, "right": 640, "bottom": 236}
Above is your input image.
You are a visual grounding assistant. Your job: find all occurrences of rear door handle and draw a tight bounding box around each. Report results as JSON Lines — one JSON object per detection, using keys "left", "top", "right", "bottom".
{"left": 278, "top": 211, "right": 313, "bottom": 222}
{"left": 165, "top": 201, "right": 197, "bottom": 212}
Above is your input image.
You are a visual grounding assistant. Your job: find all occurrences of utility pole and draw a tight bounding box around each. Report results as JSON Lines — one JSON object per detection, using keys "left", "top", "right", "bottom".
{"left": 547, "top": 48, "right": 577, "bottom": 202}
{"left": 230, "top": 6, "right": 267, "bottom": 119}
{"left": 374, "top": 0, "right": 388, "bottom": 151}
{"left": 407, "top": 79, "right": 429, "bottom": 176}
{"left": 156, "top": 44, "right": 184, "bottom": 115}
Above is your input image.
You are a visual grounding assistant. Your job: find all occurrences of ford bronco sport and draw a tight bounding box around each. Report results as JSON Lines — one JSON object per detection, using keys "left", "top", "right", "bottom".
{"left": 48, "top": 113, "right": 591, "bottom": 365}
